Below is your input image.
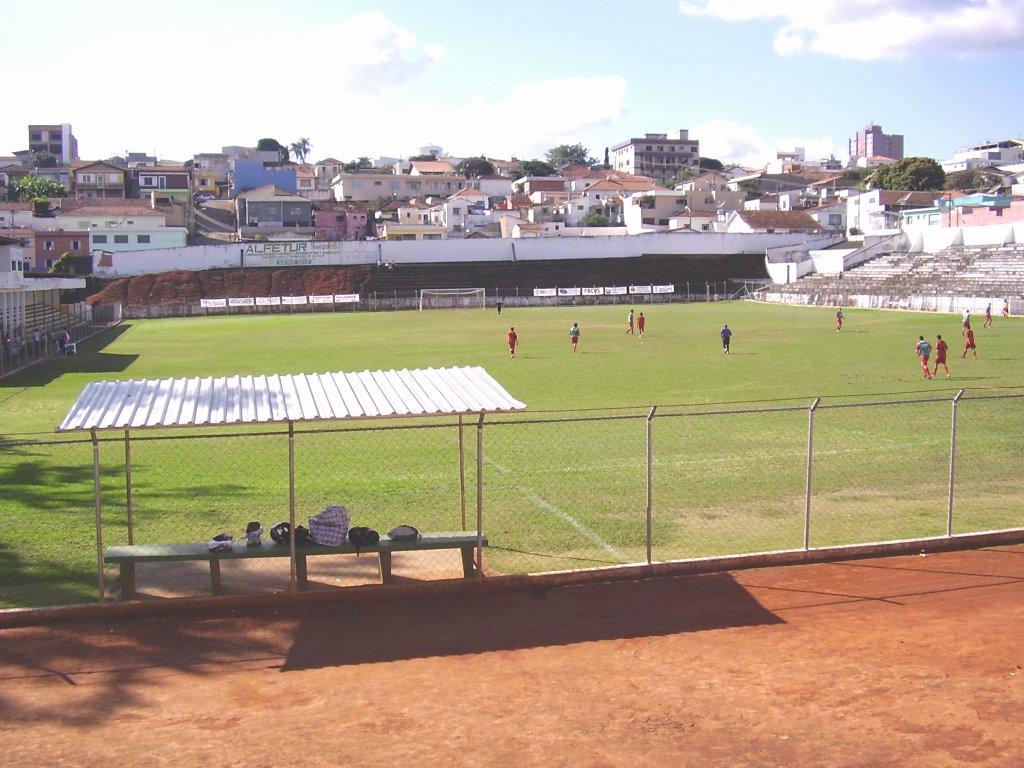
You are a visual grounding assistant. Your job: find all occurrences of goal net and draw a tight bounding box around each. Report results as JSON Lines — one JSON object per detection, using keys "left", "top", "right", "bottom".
{"left": 418, "top": 288, "right": 486, "bottom": 311}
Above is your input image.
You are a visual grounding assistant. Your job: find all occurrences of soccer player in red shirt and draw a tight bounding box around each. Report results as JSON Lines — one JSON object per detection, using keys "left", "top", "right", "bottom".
{"left": 983, "top": 303, "right": 993, "bottom": 328}
{"left": 962, "top": 327, "right": 977, "bottom": 359}
{"left": 637, "top": 312, "right": 646, "bottom": 337}
{"left": 507, "top": 327, "right": 518, "bottom": 358}
{"left": 932, "top": 335, "right": 950, "bottom": 378}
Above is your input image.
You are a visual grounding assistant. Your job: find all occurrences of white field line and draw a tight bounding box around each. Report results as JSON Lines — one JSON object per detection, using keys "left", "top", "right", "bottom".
{"left": 484, "top": 454, "right": 630, "bottom": 562}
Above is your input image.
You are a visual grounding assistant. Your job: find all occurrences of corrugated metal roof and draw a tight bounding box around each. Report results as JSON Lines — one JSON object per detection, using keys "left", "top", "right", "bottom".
{"left": 57, "top": 366, "right": 526, "bottom": 432}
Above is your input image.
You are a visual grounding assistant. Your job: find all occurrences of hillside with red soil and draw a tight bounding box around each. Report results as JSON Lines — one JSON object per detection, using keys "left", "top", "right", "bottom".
{"left": 88, "top": 267, "right": 373, "bottom": 306}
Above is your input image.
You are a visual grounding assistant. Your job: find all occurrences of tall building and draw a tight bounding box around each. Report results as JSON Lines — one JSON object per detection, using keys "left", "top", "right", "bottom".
{"left": 28, "top": 123, "right": 78, "bottom": 165}
{"left": 849, "top": 123, "right": 903, "bottom": 163}
{"left": 610, "top": 130, "right": 699, "bottom": 186}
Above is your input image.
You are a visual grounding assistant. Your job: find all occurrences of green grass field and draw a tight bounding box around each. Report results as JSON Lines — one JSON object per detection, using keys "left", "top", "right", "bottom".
{"left": 2, "top": 301, "right": 1022, "bottom": 608}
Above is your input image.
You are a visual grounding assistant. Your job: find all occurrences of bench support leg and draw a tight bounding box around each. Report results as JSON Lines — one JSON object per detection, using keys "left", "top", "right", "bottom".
{"left": 210, "top": 560, "right": 222, "bottom": 595}
{"left": 461, "top": 546, "right": 476, "bottom": 578}
{"left": 296, "top": 555, "right": 308, "bottom": 590}
{"left": 379, "top": 551, "right": 393, "bottom": 584}
{"left": 120, "top": 563, "right": 136, "bottom": 600}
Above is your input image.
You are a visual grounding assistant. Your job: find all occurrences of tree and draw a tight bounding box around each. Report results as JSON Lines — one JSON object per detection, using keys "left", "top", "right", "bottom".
{"left": 509, "top": 159, "right": 556, "bottom": 179}
{"left": 343, "top": 157, "right": 373, "bottom": 173}
{"left": 871, "top": 157, "right": 945, "bottom": 191}
{"left": 256, "top": 138, "right": 289, "bottom": 162}
{"left": 945, "top": 168, "right": 1004, "bottom": 193}
{"left": 545, "top": 143, "right": 596, "bottom": 169}
{"left": 9, "top": 175, "right": 67, "bottom": 201}
{"left": 698, "top": 157, "right": 724, "bottom": 172}
{"left": 31, "top": 151, "right": 59, "bottom": 168}
{"left": 455, "top": 156, "right": 495, "bottom": 178}
{"left": 582, "top": 212, "right": 611, "bottom": 227}
{"left": 409, "top": 154, "right": 436, "bottom": 162}
{"left": 49, "top": 252, "right": 75, "bottom": 274}
{"left": 289, "top": 137, "right": 311, "bottom": 164}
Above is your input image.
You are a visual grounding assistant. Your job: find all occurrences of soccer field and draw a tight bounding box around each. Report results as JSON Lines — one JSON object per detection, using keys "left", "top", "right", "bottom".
{"left": 2, "top": 301, "right": 1022, "bottom": 608}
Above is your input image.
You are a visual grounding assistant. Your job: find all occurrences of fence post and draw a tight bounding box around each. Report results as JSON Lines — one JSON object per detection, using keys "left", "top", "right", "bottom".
{"left": 458, "top": 415, "right": 466, "bottom": 530}
{"left": 646, "top": 406, "right": 657, "bottom": 565}
{"left": 288, "top": 421, "right": 297, "bottom": 591}
{"left": 804, "top": 397, "right": 821, "bottom": 550}
{"left": 91, "top": 428, "right": 106, "bottom": 602}
{"left": 475, "top": 413, "right": 485, "bottom": 578}
{"left": 124, "top": 429, "right": 135, "bottom": 545}
{"left": 947, "top": 389, "right": 965, "bottom": 536}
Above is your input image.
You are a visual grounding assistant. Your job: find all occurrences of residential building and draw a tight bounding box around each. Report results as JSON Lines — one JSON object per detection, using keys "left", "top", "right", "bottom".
{"left": 668, "top": 209, "right": 718, "bottom": 232}
{"left": 849, "top": 123, "right": 904, "bottom": 165}
{"left": 53, "top": 199, "right": 187, "bottom": 252}
{"left": 28, "top": 123, "right": 78, "bottom": 165}
{"left": 331, "top": 172, "right": 468, "bottom": 203}
{"left": 941, "top": 139, "right": 1024, "bottom": 173}
{"left": 314, "top": 158, "right": 343, "bottom": 189}
{"left": 427, "top": 187, "right": 490, "bottom": 236}
{"left": 410, "top": 160, "right": 456, "bottom": 175}
{"left": 230, "top": 160, "right": 297, "bottom": 197}
{"left": 129, "top": 164, "right": 191, "bottom": 200}
{"left": 719, "top": 210, "right": 822, "bottom": 234}
{"left": 610, "top": 130, "right": 699, "bottom": 186}
{"left": 30, "top": 230, "right": 90, "bottom": 272}
{"left": 313, "top": 202, "right": 369, "bottom": 240}
{"left": 846, "top": 189, "right": 937, "bottom": 234}
{"left": 70, "top": 161, "right": 127, "bottom": 199}
{"left": 675, "top": 171, "right": 746, "bottom": 212}
{"left": 235, "top": 184, "right": 314, "bottom": 240}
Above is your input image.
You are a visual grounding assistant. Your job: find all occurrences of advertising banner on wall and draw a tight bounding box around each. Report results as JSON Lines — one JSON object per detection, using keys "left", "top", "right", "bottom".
{"left": 228, "top": 297, "right": 255, "bottom": 307}
{"left": 582, "top": 287, "right": 604, "bottom": 296}
{"left": 281, "top": 296, "right": 308, "bottom": 305}
{"left": 629, "top": 285, "right": 653, "bottom": 294}
{"left": 200, "top": 298, "right": 227, "bottom": 308}
{"left": 605, "top": 286, "right": 628, "bottom": 295}
{"left": 653, "top": 284, "right": 675, "bottom": 293}
{"left": 334, "top": 294, "right": 360, "bottom": 303}
{"left": 557, "top": 287, "right": 582, "bottom": 296}
{"left": 309, "top": 295, "right": 334, "bottom": 304}
{"left": 533, "top": 288, "right": 557, "bottom": 297}
{"left": 255, "top": 296, "right": 281, "bottom": 306}
{"left": 242, "top": 241, "right": 344, "bottom": 268}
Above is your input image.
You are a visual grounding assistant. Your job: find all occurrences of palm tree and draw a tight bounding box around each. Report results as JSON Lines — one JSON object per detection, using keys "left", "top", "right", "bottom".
{"left": 290, "top": 137, "right": 312, "bottom": 164}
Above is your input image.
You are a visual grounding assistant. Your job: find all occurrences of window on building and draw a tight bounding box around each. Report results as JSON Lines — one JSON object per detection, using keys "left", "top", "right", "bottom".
{"left": 46, "top": 258, "right": 54, "bottom": 269}
{"left": 72, "top": 240, "right": 81, "bottom": 250}
{"left": 114, "top": 235, "right": 129, "bottom": 244}
{"left": 44, "top": 240, "right": 55, "bottom": 250}
{"left": 93, "top": 235, "right": 108, "bottom": 243}
{"left": 81, "top": 174, "right": 94, "bottom": 183}
{"left": 452, "top": 207, "right": 460, "bottom": 215}
{"left": 137, "top": 234, "right": 150, "bottom": 243}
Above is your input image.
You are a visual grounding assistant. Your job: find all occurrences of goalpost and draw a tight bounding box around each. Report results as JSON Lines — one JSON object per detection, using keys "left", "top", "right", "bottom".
{"left": 418, "top": 287, "right": 487, "bottom": 311}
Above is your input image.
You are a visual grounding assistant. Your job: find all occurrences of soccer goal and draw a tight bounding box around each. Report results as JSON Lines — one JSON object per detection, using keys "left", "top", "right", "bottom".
{"left": 418, "top": 287, "right": 487, "bottom": 311}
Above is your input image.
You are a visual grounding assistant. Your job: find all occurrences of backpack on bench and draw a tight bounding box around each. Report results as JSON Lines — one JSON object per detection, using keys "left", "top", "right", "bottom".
{"left": 348, "top": 526, "right": 380, "bottom": 554}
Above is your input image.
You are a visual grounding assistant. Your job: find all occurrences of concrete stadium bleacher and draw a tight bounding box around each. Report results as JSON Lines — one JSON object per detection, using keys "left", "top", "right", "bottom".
{"left": 757, "top": 244, "right": 1024, "bottom": 310}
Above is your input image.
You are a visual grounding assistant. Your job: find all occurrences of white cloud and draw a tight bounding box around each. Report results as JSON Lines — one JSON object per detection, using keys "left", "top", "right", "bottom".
{"left": 678, "top": 0, "right": 1024, "bottom": 60}
{"left": 690, "top": 120, "right": 840, "bottom": 167}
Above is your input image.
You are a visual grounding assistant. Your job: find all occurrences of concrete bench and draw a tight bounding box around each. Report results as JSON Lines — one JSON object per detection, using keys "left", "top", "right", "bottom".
{"left": 104, "top": 531, "right": 487, "bottom": 599}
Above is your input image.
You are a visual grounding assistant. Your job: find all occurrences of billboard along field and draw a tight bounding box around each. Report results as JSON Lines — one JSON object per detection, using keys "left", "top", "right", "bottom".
{"left": 1, "top": 301, "right": 1022, "bottom": 607}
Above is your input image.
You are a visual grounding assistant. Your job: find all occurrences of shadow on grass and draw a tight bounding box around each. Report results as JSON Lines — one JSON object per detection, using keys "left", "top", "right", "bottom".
{"left": 0, "top": 324, "right": 136, "bottom": 388}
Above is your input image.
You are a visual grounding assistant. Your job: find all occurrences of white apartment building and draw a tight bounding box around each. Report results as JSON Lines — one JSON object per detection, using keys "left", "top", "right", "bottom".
{"left": 610, "top": 130, "right": 699, "bottom": 186}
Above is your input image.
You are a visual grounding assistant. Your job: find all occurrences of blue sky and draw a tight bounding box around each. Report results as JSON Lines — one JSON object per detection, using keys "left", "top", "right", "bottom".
{"left": 2, "top": 0, "right": 1022, "bottom": 168}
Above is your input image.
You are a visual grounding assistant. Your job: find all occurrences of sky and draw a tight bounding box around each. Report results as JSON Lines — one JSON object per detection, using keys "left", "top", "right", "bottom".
{"left": 2, "top": 0, "right": 1023, "bottom": 169}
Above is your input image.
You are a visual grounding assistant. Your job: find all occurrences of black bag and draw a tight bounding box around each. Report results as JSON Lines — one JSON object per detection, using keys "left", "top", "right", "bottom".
{"left": 388, "top": 525, "right": 420, "bottom": 542}
{"left": 270, "top": 522, "right": 291, "bottom": 544}
{"left": 348, "top": 526, "right": 380, "bottom": 554}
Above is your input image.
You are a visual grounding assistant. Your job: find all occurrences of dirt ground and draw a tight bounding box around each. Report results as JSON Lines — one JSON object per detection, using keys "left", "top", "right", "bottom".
{"left": 1, "top": 545, "right": 1022, "bottom": 768}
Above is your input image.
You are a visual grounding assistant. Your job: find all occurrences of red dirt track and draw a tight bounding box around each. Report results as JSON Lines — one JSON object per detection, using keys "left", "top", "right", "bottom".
{"left": 1, "top": 546, "right": 1022, "bottom": 767}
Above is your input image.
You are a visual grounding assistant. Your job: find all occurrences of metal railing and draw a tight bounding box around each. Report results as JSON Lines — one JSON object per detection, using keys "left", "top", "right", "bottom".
{"left": 1, "top": 390, "right": 1021, "bottom": 608}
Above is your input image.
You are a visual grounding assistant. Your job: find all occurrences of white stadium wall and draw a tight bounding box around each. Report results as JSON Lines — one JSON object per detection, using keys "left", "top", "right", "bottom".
{"left": 92, "top": 231, "right": 840, "bottom": 278}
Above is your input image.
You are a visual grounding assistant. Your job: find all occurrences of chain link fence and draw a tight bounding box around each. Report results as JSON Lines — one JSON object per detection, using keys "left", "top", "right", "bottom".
{"left": 1, "top": 392, "right": 1021, "bottom": 609}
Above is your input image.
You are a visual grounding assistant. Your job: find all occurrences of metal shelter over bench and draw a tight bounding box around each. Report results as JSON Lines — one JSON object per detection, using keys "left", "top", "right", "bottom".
{"left": 57, "top": 366, "right": 527, "bottom": 601}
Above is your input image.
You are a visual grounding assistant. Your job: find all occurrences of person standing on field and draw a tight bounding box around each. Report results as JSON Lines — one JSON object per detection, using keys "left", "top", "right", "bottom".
{"left": 984, "top": 302, "right": 992, "bottom": 328}
{"left": 637, "top": 312, "right": 646, "bottom": 338}
{"left": 835, "top": 308, "right": 844, "bottom": 332}
{"left": 507, "top": 326, "right": 518, "bottom": 358}
{"left": 1003, "top": 298, "right": 1010, "bottom": 318}
{"left": 915, "top": 335, "right": 933, "bottom": 379}
{"left": 626, "top": 309, "right": 635, "bottom": 335}
{"left": 721, "top": 324, "right": 732, "bottom": 354}
{"left": 932, "top": 335, "right": 950, "bottom": 378}
{"left": 962, "top": 326, "right": 977, "bottom": 359}
{"left": 496, "top": 300, "right": 503, "bottom": 316}
{"left": 569, "top": 322, "right": 580, "bottom": 352}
